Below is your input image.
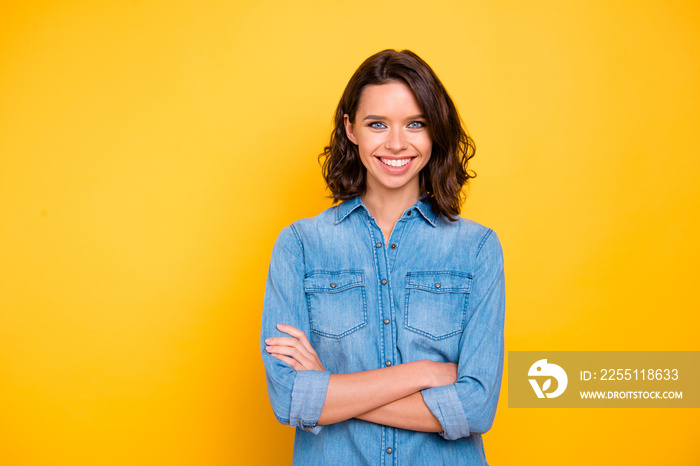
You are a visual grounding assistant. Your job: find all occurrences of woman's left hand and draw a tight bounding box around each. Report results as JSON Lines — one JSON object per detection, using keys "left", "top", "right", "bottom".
{"left": 265, "top": 324, "right": 325, "bottom": 371}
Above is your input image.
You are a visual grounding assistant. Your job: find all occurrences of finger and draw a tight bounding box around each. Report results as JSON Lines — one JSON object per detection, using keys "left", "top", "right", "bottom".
{"left": 270, "top": 350, "right": 311, "bottom": 371}
{"left": 276, "top": 324, "right": 317, "bottom": 355}
{"left": 268, "top": 345, "right": 324, "bottom": 372}
{"left": 270, "top": 326, "right": 325, "bottom": 371}
{"left": 266, "top": 345, "right": 313, "bottom": 367}
{"left": 265, "top": 338, "right": 313, "bottom": 362}
{"left": 270, "top": 353, "right": 301, "bottom": 370}
{"left": 268, "top": 348, "right": 302, "bottom": 370}
{"left": 265, "top": 336, "right": 302, "bottom": 347}
{"left": 270, "top": 346, "right": 324, "bottom": 371}
{"left": 275, "top": 324, "right": 313, "bottom": 349}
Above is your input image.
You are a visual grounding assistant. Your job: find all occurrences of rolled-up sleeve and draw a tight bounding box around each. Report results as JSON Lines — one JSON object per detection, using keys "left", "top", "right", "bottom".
{"left": 421, "top": 229, "right": 506, "bottom": 440}
{"left": 261, "top": 225, "right": 330, "bottom": 433}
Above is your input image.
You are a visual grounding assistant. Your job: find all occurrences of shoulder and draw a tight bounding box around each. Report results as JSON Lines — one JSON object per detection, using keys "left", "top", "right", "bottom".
{"left": 436, "top": 214, "right": 500, "bottom": 244}
{"left": 273, "top": 204, "right": 340, "bottom": 249}
{"left": 289, "top": 204, "right": 338, "bottom": 230}
{"left": 443, "top": 216, "right": 504, "bottom": 267}
{"left": 285, "top": 204, "right": 340, "bottom": 242}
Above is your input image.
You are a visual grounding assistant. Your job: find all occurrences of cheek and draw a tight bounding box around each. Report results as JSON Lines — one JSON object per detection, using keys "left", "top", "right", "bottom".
{"left": 355, "top": 142, "right": 374, "bottom": 169}
{"left": 419, "top": 138, "right": 433, "bottom": 160}
{"left": 356, "top": 135, "right": 380, "bottom": 158}
{"left": 420, "top": 154, "right": 432, "bottom": 172}
{"left": 412, "top": 133, "right": 432, "bottom": 155}
{"left": 418, "top": 140, "right": 432, "bottom": 170}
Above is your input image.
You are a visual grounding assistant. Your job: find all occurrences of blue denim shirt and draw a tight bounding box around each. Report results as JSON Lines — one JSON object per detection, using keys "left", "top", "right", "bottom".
{"left": 260, "top": 196, "right": 505, "bottom": 465}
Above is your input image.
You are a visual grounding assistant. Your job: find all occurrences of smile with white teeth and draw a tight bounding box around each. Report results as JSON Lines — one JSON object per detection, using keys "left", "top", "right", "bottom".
{"left": 379, "top": 157, "right": 412, "bottom": 168}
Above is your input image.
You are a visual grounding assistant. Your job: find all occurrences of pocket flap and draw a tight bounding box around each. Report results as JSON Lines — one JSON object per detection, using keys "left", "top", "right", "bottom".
{"left": 405, "top": 271, "right": 472, "bottom": 293}
{"left": 304, "top": 270, "right": 365, "bottom": 293}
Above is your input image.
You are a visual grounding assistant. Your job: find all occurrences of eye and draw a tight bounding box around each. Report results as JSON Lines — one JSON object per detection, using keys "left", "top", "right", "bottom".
{"left": 407, "top": 121, "right": 427, "bottom": 129}
{"left": 368, "top": 121, "right": 387, "bottom": 129}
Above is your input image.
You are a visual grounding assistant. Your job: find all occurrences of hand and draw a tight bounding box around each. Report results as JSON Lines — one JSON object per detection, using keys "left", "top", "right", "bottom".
{"left": 424, "top": 360, "right": 458, "bottom": 388}
{"left": 265, "top": 324, "right": 325, "bottom": 371}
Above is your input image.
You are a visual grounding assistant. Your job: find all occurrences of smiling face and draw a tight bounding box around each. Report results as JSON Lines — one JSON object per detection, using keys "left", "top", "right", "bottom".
{"left": 344, "top": 81, "right": 432, "bottom": 203}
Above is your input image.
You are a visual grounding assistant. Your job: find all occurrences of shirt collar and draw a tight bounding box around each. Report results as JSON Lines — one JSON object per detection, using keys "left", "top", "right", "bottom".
{"left": 414, "top": 196, "right": 438, "bottom": 227}
{"left": 335, "top": 196, "right": 365, "bottom": 224}
{"left": 335, "top": 195, "right": 438, "bottom": 227}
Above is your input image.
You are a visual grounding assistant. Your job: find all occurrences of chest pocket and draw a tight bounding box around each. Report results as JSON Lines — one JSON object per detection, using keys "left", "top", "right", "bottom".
{"left": 304, "top": 271, "right": 367, "bottom": 339}
{"left": 404, "top": 271, "right": 472, "bottom": 340}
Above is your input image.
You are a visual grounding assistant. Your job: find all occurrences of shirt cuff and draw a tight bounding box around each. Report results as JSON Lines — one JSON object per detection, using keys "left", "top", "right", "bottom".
{"left": 290, "top": 370, "right": 331, "bottom": 434}
{"left": 421, "top": 385, "right": 470, "bottom": 440}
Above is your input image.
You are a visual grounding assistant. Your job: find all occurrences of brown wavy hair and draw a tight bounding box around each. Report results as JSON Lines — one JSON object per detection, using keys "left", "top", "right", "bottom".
{"left": 319, "top": 49, "right": 476, "bottom": 221}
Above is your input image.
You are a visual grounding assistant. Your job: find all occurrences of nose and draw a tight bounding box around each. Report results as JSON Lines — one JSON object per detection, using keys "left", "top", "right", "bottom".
{"left": 385, "top": 127, "right": 408, "bottom": 152}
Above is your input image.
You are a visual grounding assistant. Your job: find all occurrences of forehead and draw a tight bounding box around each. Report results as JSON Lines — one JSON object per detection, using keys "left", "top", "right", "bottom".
{"left": 356, "top": 81, "right": 422, "bottom": 116}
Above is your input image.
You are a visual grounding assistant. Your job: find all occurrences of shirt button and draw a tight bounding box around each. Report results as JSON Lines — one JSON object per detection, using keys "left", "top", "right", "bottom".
{"left": 383, "top": 318, "right": 390, "bottom": 325}
{"left": 385, "top": 360, "right": 392, "bottom": 367}
{"left": 390, "top": 244, "right": 397, "bottom": 249}
{"left": 381, "top": 279, "right": 387, "bottom": 285}
{"left": 406, "top": 211, "right": 412, "bottom": 216}
{"left": 375, "top": 242, "right": 382, "bottom": 248}
{"left": 435, "top": 282, "right": 441, "bottom": 288}
{"left": 386, "top": 448, "right": 393, "bottom": 455}
{"left": 330, "top": 283, "right": 337, "bottom": 288}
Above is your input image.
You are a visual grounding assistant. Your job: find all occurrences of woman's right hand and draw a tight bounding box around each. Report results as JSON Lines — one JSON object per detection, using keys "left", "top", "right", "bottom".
{"left": 265, "top": 323, "right": 326, "bottom": 372}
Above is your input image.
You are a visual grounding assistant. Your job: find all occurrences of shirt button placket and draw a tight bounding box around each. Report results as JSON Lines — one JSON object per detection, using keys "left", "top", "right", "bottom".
{"left": 370, "top": 221, "right": 398, "bottom": 463}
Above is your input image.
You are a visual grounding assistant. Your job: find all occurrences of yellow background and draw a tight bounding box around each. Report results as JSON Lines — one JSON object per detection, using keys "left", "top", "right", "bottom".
{"left": 1, "top": 1, "right": 698, "bottom": 464}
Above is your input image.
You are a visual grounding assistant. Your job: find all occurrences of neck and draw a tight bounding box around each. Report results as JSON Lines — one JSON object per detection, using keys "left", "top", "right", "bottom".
{"left": 361, "top": 184, "right": 420, "bottom": 243}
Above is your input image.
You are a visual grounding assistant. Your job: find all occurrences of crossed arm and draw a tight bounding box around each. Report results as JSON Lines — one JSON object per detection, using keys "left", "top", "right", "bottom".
{"left": 262, "top": 227, "right": 504, "bottom": 437}
{"left": 265, "top": 323, "right": 457, "bottom": 432}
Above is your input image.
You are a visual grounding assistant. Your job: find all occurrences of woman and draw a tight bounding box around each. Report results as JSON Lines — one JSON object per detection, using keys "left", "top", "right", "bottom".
{"left": 261, "top": 49, "right": 505, "bottom": 465}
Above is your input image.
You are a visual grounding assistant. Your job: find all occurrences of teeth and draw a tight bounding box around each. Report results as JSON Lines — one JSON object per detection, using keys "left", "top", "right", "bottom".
{"left": 380, "top": 158, "right": 411, "bottom": 168}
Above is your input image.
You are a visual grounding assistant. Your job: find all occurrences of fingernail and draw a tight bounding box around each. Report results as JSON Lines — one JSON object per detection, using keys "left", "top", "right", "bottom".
{"left": 264, "top": 338, "right": 270, "bottom": 344}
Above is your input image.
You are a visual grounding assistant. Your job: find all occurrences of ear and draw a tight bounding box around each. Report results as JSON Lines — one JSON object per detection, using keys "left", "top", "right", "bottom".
{"left": 343, "top": 114, "right": 358, "bottom": 145}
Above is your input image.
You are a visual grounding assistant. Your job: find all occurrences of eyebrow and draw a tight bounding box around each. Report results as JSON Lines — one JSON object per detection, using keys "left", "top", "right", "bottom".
{"left": 362, "top": 114, "right": 426, "bottom": 121}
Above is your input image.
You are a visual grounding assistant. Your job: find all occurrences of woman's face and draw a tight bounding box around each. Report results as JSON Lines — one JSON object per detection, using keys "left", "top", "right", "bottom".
{"left": 344, "top": 81, "right": 432, "bottom": 201}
